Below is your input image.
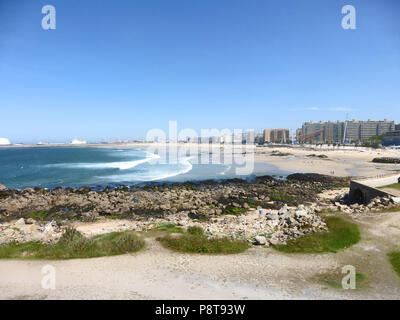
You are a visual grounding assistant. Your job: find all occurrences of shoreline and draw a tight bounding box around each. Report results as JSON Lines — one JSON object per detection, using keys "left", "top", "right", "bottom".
{"left": 1, "top": 163, "right": 400, "bottom": 299}
{"left": 1, "top": 143, "right": 400, "bottom": 190}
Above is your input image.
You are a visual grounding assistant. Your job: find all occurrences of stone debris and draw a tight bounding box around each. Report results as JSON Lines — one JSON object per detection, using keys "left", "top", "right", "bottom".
{"left": 0, "top": 219, "right": 62, "bottom": 245}
{"left": 0, "top": 174, "right": 397, "bottom": 246}
{"left": 330, "top": 194, "right": 399, "bottom": 214}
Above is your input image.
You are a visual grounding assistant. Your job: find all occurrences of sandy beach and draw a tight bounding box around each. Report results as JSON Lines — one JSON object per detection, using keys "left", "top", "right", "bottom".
{"left": 1, "top": 209, "right": 400, "bottom": 300}
{"left": 253, "top": 146, "right": 400, "bottom": 177}
{"left": 2, "top": 142, "right": 400, "bottom": 178}
{"left": 1, "top": 143, "right": 400, "bottom": 300}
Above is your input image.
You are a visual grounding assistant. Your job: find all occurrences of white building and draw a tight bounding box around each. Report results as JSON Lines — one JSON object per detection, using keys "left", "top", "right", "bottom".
{"left": 71, "top": 139, "right": 87, "bottom": 145}
{"left": 0, "top": 138, "right": 11, "bottom": 145}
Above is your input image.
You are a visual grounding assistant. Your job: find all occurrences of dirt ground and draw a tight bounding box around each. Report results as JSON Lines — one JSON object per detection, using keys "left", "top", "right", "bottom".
{"left": 0, "top": 210, "right": 399, "bottom": 300}
{"left": 381, "top": 188, "right": 400, "bottom": 197}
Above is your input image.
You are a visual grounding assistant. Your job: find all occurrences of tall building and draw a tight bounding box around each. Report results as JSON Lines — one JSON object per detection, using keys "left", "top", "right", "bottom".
{"left": 382, "top": 130, "right": 400, "bottom": 146}
{"left": 298, "top": 119, "right": 395, "bottom": 144}
{"left": 264, "top": 129, "right": 290, "bottom": 143}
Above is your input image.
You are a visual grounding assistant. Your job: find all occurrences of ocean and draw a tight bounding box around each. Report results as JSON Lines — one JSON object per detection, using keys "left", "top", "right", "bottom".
{"left": 0, "top": 146, "right": 291, "bottom": 189}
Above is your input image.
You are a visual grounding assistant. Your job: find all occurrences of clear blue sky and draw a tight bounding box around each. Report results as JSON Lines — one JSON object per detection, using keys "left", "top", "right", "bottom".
{"left": 1, "top": 0, "right": 399, "bottom": 143}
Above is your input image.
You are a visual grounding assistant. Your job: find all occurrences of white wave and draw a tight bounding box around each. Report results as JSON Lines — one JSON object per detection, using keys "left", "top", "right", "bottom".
{"left": 145, "top": 156, "right": 193, "bottom": 181}
{"left": 46, "top": 152, "right": 160, "bottom": 171}
{"left": 99, "top": 156, "right": 194, "bottom": 182}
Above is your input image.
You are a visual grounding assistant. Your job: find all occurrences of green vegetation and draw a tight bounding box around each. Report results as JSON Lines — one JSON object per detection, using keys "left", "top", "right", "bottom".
{"left": 378, "top": 183, "right": 400, "bottom": 191}
{"left": 372, "top": 157, "right": 400, "bottom": 164}
{"left": 269, "top": 191, "right": 294, "bottom": 202}
{"left": 187, "top": 226, "right": 204, "bottom": 235}
{"left": 314, "top": 272, "right": 368, "bottom": 290}
{"left": 273, "top": 217, "right": 360, "bottom": 253}
{"left": 0, "top": 228, "right": 145, "bottom": 260}
{"left": 388, "top": 252, "right": 400, "bottom": 277}
{"left": 154, "top": 222, "right": 184, "bottom": 233}
{"left": 362, "top": 135, "right": 383, "bottom": 149}
{"left": 222, "top": 207, "right": 247, "bottom": 216}
{"left": 157, "top": 227, "right": 249, "bottom": 254}
{"left": 24, "top": 211, "right": 50, "bottom": 221}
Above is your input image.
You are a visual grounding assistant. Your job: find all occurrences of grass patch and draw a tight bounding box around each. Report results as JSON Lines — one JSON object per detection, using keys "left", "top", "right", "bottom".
{"left": 388, "top": 252, "right": 400, "bottom": 277}
{"left": 273, "top": 217, "right": 360, "bottom": 253}
{"left": 222, "top": 207, "right": 247, "bottom": 216}
{"left": 378, "top": 183, "right": 400, "bottom": 190}
{"left": 187, "top": 226, "right": 204, "bottom": 235}
{"left": 157, "top": 227, "right": 249, "bottom": 254}
{"left": 154, "top": 222, "right": 184, "bottom": 233}
{"left": 24, "top": 211, "right": 51, "bottom": 221}
{"left": 269, "top": 191, "right": 294, "bottom": 202}
{"left": 314, "top": 272, "right": 368, "bottom": 290}
{"left": 0, "top": 228, "right": 145, "bottom": 260}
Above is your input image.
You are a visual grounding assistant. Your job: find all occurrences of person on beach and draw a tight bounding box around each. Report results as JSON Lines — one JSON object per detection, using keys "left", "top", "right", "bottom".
{"left": 259, "top": 208, "right": 263, "bottom": 218}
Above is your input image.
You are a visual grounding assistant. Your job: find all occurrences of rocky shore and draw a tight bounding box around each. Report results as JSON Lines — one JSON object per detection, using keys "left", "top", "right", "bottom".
{"left": 0, "top": 173, "right": 398, "bottom": 246}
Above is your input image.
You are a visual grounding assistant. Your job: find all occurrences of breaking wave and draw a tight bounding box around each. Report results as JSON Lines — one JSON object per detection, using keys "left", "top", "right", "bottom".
{"left": 46, "top": 152, "right": 160, "bottom": 170}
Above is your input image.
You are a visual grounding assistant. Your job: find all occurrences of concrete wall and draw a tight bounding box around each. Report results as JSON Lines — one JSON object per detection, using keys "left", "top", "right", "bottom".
{"left": 349, "top": 180, "right": 394, "bottom": 204}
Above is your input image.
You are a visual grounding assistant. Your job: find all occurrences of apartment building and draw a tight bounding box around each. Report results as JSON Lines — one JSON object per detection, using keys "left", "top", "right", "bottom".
{"left": 263, "top": 129, "right": 290, "bottom": 143}
{"left": 297, "top": 119, "right": 395, "bottom": 143}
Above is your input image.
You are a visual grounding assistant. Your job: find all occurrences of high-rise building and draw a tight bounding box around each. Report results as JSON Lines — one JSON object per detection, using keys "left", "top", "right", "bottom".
{"left": 297, "top": 119, "right": 395, "bottom": 144}
{"left": 264, "top": 129, "right": 290, "bottom": 143}
{"left": 382, "top": 130, "right": 400, "bottom": 146}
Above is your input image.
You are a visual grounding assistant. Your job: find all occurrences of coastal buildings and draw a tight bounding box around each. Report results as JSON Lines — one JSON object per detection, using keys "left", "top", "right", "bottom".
{"left": 297, "top": 119, "right": 395, "bottom": 144}
{"left": 0, "top": 138, "right": 11, "bottom": 145}
{"left": 382, "top": 130, "right": 400, "bottom": 146}
{"left": 263, "top": 129, "right": 290, "bottom": 143}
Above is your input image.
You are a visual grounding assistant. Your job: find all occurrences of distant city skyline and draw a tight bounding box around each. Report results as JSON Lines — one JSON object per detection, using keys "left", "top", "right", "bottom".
{"left": 1, "top": 0, "right": 399, "bottom": 144}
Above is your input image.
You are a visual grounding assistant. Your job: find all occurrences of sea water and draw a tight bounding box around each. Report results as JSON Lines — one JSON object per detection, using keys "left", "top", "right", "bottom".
{"left": 0, "top": 146, "right": 291, "bottom": 189}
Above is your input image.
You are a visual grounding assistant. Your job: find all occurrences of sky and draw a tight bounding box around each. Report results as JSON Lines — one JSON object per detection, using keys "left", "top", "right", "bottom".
{"left": 0, "top": 0, "right": 399, "bottom": 143}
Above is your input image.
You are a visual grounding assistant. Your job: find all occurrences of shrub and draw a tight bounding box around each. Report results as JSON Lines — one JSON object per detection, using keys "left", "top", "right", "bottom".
{"left": 273, "top": 217, "right": 360, "bottom": 253}
{"left": 388, "top": 252, "right": 400, "bottom": 277}
{"left": 158, "top": 232, "right": 249, "bottom": 254}
{"left": 187, "top": 226, "right": 203, "bottom": 235}
{"left": 0, "top": 228, "right": 145, "bottom": 260}
{"left": 154, "top": 222, "right": 184, "bottom": 233}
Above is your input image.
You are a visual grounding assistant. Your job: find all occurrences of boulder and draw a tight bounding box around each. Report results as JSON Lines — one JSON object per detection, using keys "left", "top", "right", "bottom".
{"left": 269, "top": 238, "right": 280, "bottom": 246}
{"left": 15, "top": 218, "right": 26, "bottom": 226}
{"left": 294, "top": 209, "right": 308, "bottom": 218}
{"left": 266, "top": 213, "right": 279, "bottom": 220}
{"left": 26, "top": 218, "right": 36, "bottom": 224}
{"left": 278, "top": 204, "right": 288, "bottom": 215}
{"left": 391, "top": 197, "right": 400, "bottom": 205}
{"left": 254, "top": 236, "right": 267, "bottom": 245}
{"left": 0, "top": 184, "right": 7, "bottom": 192}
